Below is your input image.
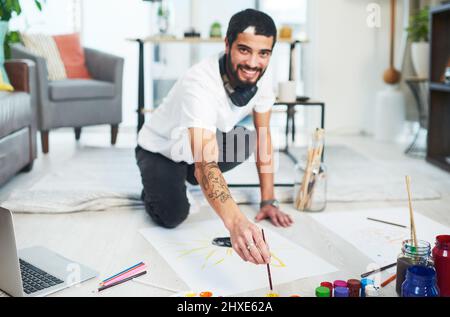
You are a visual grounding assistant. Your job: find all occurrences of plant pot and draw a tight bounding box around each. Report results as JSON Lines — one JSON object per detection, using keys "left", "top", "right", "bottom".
{"left": 411, "top": 42, "right": 429, "bottom": 79}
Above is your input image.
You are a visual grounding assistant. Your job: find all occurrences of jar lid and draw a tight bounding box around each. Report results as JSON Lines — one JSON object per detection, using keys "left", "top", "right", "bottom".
{"left": 347, "top": 279, "right": 361, "bottom": 288}
{"left": 435, "top": 235, "right": 450, "bottom": 250}
{"left": 333, "top": 280, "right": 348, "bottom": 288}
{"left": 361, "top": 278, "right": 374, "bottom": 286}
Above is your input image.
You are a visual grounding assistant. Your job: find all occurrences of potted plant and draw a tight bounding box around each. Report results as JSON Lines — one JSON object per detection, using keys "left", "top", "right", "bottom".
{"left": 0, "top": 0, "right": 43, "bottom": 58}
{"left": 406, "top": 6, "right": 430, "bottom": 78}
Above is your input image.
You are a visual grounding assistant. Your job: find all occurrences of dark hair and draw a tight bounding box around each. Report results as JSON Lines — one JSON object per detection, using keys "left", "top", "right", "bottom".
{"left": 226, "top": 9, "right": 277, "bottom": 48}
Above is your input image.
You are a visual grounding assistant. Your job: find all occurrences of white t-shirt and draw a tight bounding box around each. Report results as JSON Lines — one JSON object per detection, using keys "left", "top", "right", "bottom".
{"left": 137, "top": 53, "right": 275, "bottom": 164}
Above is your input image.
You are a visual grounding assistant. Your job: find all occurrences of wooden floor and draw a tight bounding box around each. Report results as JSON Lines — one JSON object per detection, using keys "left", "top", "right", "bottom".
{"left": 0, "top": 124, "right": 449, "bottom": 297}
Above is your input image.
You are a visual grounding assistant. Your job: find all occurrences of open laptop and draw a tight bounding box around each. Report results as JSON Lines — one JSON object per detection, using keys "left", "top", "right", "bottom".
{"left": 0, "top": 207, "right": 98, "bottom": 297}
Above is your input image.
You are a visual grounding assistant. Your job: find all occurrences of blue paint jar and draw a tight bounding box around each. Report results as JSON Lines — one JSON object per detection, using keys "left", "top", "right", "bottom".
{"left": 334, "top": 287, "right": 349, "bottom": 297}
{"left": 401, "top": 265, "right": 440, "bottom": 297}
{"left": 360, "top": 278, "right": 374, "bottom": 297}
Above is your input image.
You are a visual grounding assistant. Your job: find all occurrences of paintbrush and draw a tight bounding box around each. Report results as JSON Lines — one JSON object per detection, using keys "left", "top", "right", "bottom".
{"left": 360, "top": 262, "right": 397, "bottom": 278}
{"left": 405, "top": 176, "right": 418, "bottom": 247}
{"left": 261, "top": 229, "right": 273, "bottom": 291}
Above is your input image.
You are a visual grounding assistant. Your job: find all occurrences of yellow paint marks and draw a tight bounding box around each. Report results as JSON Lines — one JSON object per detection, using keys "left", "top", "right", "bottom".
{"left": 214, "top": 258, "right": 225, "bottom": 265}
{"left": 270, "top": 253, "right": 286, "bottom": 268}
{"left": 177, "top": 246, "right": 209, "bottom": 258}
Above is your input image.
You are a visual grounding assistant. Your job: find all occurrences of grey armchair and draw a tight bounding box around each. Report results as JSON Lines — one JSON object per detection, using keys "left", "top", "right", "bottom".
{"left": 11, "top": 44, "right": 124, "bottom": 153}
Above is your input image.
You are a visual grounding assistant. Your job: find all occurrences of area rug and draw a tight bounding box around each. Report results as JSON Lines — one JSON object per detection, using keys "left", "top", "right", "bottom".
{"left": 1, "top": 145, "right": 442, "bottom": 213}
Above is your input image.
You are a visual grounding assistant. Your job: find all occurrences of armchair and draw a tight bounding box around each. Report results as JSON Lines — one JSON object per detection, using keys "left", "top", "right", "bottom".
{"left": 11, "top": 44, "right": 124, "bottom": 153}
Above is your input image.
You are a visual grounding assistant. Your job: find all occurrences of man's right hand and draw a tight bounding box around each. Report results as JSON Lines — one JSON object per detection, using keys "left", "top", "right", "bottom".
{"left": 228, "top": 213, "right": 271, "bottom": 265}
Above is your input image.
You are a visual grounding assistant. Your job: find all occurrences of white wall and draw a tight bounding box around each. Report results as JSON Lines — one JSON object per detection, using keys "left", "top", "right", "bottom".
{"left": 81, "top": 0, "right": 153, "bottom": 127}
{"left": 304, "top": 0, "right": 407, "bottom": 134}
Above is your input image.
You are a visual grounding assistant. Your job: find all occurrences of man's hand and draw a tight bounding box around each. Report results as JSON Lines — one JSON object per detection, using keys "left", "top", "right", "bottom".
{"left": 228, "top": 214, "right": 271, "bottom": 265}
{"left": 255, "top": 205, "right": 293, "bottom": 227}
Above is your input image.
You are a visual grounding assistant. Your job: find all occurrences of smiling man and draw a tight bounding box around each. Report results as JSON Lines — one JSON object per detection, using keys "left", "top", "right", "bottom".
{"left": 136, "top": 9, "right": 293, "bottom": 265}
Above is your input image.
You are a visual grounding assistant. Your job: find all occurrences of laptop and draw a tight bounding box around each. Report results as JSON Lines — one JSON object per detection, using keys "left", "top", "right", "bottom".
{"left": 0, "top": 207, "right": 98, "bottom": 297}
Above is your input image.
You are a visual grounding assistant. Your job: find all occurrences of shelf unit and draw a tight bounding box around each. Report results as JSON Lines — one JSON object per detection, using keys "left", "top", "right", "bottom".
{"left": 426, "top": 3, "right": 450, "bottom": 172}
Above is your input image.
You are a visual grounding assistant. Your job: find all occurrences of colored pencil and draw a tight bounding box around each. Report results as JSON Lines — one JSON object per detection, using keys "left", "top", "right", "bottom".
{"left": 101, "top": 261, "right": 144, "bottom": 283}
{"left": 381, "top": 274, "right": 397, "bottom": 287}
{"left": 360, "top": 262, "right": 397, "bottom": 278}
{"left": 102, "top": 264, "right": 147, "bottom": 287}
{"left": 367, "top": 217, "right": 407, "bottom": 228}
{"left": 261, "top": 229, "right": 273, "bottom": 291}
{"left": 98, "top": 271, "right": 147, "bottom": 292}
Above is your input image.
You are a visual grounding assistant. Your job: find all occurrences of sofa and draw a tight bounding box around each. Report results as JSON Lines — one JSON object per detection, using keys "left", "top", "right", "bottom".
{"left": 0, "top": 59, "right": 37, "bottom": 187}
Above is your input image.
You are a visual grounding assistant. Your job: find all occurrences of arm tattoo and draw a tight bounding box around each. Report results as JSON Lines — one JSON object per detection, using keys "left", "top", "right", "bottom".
{"left": 200, "top": 162, "right": 232, "bottom": 204}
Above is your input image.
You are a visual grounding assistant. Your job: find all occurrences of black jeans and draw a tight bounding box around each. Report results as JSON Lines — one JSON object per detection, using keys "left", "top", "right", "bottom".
{"left": 135, "top": 126, "right": 256, "bottom": 228}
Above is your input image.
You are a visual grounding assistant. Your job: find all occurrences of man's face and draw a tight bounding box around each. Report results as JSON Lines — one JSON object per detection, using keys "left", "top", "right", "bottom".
{"left": 225, "top": 30, "right": 274, "bottom": 87}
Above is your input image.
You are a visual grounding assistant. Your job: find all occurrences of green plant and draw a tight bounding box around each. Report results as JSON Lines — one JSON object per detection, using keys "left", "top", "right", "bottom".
{"left": 0, "top": 0, "right": 43, "bottom": 58}
{"left": 406, "top": 6, "right": 429, "bottom": 42}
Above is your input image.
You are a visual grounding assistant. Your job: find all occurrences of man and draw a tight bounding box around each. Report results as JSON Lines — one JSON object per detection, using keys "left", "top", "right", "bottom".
{"left": 136, "top": 9, "right": 293, "bottom": 265}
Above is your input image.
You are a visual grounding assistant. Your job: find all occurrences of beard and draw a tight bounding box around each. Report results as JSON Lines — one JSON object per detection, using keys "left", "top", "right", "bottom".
{"left": 225, "top": 53, "right": 266, "bottom": 88}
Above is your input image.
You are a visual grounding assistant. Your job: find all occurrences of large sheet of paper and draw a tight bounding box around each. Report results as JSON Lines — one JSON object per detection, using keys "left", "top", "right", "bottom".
{"left": 310, "top": 208, "right": 450, "bottom": 267}
{"left": 140, "top": 220, "right": 337, "bottom": 296}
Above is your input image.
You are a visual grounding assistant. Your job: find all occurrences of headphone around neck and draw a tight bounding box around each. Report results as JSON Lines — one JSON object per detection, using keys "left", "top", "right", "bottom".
{"left": 219, "top": 54, "right": 258, "bottom": 107}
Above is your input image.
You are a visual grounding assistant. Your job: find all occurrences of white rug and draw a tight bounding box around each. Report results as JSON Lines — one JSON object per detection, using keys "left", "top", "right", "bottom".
{"left": 1, "top": 145, "right": 442, "bottom": 213}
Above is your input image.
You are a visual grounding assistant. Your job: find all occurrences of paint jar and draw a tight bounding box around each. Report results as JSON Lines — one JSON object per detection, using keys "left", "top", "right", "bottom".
{"left": 364, "top": 285, "right": 381, "bottom": 297}
{"left": 320, "top": 282, "right": 333, "bottom": 297}
{"left": 334, "top": 287, "right": 349, "bottom": 297}
{"left": 347, "top": 279, "right": 361, "bottom": 297}
{"left": 315, "top": 286, "right": 330, "bottom": 297}
{"left": 432, "top": 235, "right": 450, "bottom": 297}
{"left": 360, "top": 278, "right": 374, "bottom": 297}
{"left": 395, "top": 239, "right": 434, "bottom": 295}
{"left": 293, "top": 162, "right": 327, "bottom": 212}
{"left": 401, "top": 265, "right": 439, "bottom": 297}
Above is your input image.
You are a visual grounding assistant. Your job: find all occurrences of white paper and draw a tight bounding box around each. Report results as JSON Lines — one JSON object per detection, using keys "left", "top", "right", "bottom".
{"left": 139, "top": 220, "right": 337, "bottom": 296}
{"left": 310, "top": 208, "right": 450, "bottom": 266}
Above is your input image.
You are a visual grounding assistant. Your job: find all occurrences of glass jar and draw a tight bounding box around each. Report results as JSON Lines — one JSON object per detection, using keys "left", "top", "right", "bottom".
{"left": 293, "top": 162, "right": 327, "bottom": 212}
{"left": 432, "top": 235, "right": 450, "bottom": 297}
{"left": 401, "top": 265, "right": 440, "bottom": 297}
{"left": 395, "top": 239, "right": 434, "bottom": 295}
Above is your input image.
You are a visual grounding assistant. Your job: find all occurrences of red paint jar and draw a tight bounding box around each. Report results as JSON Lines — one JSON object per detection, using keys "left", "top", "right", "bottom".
{"left": 432, "top": 235, "right": 450, "bottom": 297}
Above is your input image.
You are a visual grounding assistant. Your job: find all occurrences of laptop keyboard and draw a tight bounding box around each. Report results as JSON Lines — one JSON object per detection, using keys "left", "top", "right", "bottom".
{"left": 19, "top": 259, "right": 64, "bottom": 294}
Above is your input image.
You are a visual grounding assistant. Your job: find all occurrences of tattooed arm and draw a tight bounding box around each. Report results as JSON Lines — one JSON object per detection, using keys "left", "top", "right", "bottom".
{"left": 189, "top": 127, "right": 270, "bottom": 265}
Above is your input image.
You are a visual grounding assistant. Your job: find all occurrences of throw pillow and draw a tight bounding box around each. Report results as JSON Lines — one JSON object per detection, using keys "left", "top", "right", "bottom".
{"left": 0, "top": 21, "right": 14, "bottom": 91}
{"left": 53, "top": 33, "right": 91, "bottom": 79}
{"left": 21, "top": 33, "right": 67, "bottom": 81}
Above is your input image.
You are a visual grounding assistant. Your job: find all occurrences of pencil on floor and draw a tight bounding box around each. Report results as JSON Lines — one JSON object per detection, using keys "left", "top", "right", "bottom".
{"left": 101, "top": 264, "right": 147, "bottom": 287}
{"left": 381, "top": 274, "right": 397, "bottom": 287}
{"left": 101, "top": 261, "right": 144, "bottom": 284}
{"left": 98, "top": 271, "right": 147, "bottom": 292}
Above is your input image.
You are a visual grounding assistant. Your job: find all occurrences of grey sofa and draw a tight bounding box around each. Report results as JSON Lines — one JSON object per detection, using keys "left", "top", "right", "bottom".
{"left": 11, "top": 44, "right": 124, "bottom": 153}
{"left": 0, "top": 59, "right": 37, "bottom": 187}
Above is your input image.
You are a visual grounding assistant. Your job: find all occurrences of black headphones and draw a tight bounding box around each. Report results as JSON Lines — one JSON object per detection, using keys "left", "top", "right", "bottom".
{"left": 219, "top": 54, "right": 258, "bottom": 107}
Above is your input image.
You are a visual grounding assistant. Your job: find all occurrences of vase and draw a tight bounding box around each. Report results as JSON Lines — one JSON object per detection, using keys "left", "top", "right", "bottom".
{"left": 374, "top": 85, "right": 406, "bottom": 142}
{"left": 411, "top": 42, "right": 430, "bottom": 79}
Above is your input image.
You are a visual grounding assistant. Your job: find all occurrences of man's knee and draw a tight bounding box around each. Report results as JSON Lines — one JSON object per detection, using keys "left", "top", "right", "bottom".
{"left": 143, "top": 198, "right": 189, "bottom": 229}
